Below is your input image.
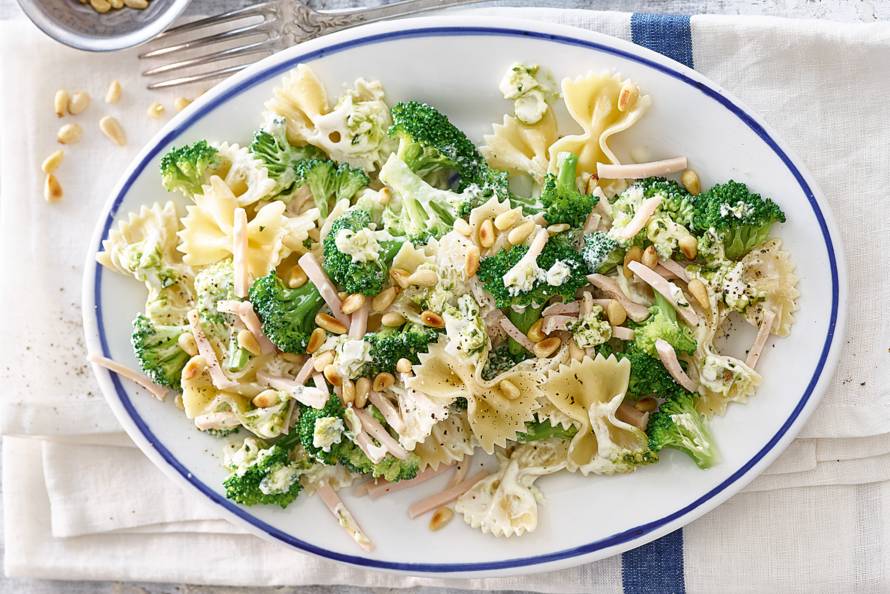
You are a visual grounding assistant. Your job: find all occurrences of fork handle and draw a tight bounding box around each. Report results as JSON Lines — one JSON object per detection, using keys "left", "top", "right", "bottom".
{"left": 317, "top": 0, "right": 485, "bottom": 27}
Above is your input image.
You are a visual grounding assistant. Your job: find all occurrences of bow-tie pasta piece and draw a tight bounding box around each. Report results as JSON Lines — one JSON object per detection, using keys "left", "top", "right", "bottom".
{"left": 413, "top": 411, "right": 476, "bottom": 471}
{"left": 548, "top": 71, "right": 651, "bottom": 189}
{"left": 480, "top": 109, "right": 558, "bottom": 185}
{"left": 178, "top": 176, "right": 289, "bottom": 281}
{"left": 455, "top": 439, "right": 567, "bottom": 538}
{"left": 740, "top": 239, "right": 799, "bottom": 337}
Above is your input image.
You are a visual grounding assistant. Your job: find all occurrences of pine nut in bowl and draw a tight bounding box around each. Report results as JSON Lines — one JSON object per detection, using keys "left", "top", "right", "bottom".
{"left": 16, "top": 0, "right": 191, "bottom": 52}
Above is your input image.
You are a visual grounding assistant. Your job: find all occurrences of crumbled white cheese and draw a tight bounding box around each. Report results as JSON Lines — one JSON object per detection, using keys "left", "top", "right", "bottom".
{"left": 443, "top": 294, "right": 488, "bottom": 359}
{"left": 312, "top": 416, "right": 345, "bottom": 452}
{"left": 336, "top": 338, "right": 372, "bottom": 379}
{"left": 571, "top": 304, "right": 612, "bottom": 348}
{"left": 545, "top": 260, "right": 572, "bottom": 287}
{"left": 514, "top": 91, "right": 549, "bottom": 126}
{"left": 259, "top": 464, "right": 301, "bottom": 495}
{"left": 498, "top": 63, "right": 557, "bottom": 125}
{"left": 504, "top": 258, "right": 544, "bottom": 296}
{"left": 334, "top": 228, "right": 382, "bottom": 263}
{"left": 719, "top": 201, "right": 755, "bottom": 220}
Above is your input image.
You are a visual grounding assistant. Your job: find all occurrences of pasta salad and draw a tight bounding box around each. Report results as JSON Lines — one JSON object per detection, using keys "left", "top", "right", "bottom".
{"left": 93, "top": 62, "right": 798, "bottom": 549}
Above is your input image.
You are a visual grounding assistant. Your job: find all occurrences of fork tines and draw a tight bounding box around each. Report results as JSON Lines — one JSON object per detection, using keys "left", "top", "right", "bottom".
{"left": 139, "top": 2, "right": 280, "bottom": 90}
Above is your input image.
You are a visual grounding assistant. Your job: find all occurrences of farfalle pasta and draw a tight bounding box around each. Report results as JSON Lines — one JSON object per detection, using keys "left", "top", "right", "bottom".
{"left": 95, "top": 60, "right": 797, "bottom": 548}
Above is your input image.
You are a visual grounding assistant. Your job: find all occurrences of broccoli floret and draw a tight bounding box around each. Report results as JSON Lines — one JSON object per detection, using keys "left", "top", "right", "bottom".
{"left": 639, "top": 177, "right": 694, "bottom": 226}
{"left": 540, "top": 153, "right": 598, "bottom": 227}
{"left": 378, "top": 154, "right": 465, "bottom": 241}
{"left": 691, "top": 180, "right": 786, "bottom": 260}
{"left": 389, "top": 101, "right": 510, "bottom": 200}
{"left": 298, "top": 395, "right": 420, "bottom": 482}
{"left": 294, "top": 158, "right": 369, "bottom": 218}
{"left": 516, "top": 420, "right": 578, "bottom": 442}
{"left": 648, "top": 393, "right": 718, "bottom": 469}
{"left": 223, "top": 438, "right": 304, "bottom": 508}
{"left": 130, "top": 314, "right": 189, "bottom": 389}
{"left": 322, "top": 209, "right": 403, "bottom": 296}
{"left": 363, "top": 323, "right": 440, "bottom": 377}
{"left": 249, "top": 119, "right": 324, "bottom": 201}
{"left": 248, "top": 272, "right": 325, "bottom": 354}
{"left": 581, "top": 231, "right": 623, "bottom": 274}
{"left": 160, "top": 140, "right": 221, "bottom": 197}
{"left": 477, "top": 233, "right": 588, "bottom": 309}
{"left": 633, "top": 292, "right": 697, "bottom": 358}
{"left": 619, "top": 344, "right": 685, "bottom": 399}
{"left": 298, "top": 394, "right": 347, "bottom": 465}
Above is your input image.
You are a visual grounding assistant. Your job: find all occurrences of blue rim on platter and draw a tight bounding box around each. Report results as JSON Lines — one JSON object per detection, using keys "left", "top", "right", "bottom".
{"left": 85, "top": 21, "right": 842, "bottom": 574}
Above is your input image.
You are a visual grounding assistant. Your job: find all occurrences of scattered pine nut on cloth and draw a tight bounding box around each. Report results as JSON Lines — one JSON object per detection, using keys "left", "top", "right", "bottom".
{"left": 2, "top": 8, "right": 890, "bottom": 591}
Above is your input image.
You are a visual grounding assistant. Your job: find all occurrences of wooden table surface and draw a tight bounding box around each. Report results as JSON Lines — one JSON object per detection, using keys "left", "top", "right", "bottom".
{"left": 1, "top": 0, "right": 887, "bottom": 592}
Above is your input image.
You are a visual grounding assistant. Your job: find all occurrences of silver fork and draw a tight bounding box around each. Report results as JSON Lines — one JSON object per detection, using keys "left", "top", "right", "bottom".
{"left": 140, "top": 0, "right": 485, "bottom": 89}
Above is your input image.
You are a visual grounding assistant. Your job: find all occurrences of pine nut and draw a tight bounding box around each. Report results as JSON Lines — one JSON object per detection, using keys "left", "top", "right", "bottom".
{"left": 315, "top": 312, "right": 347, "bottom": 334}
{"left": 408, "top": 269, "right": 438, "bottom": 287}
{"left": 569, "top": 338, "right": 585, "bottom": 361}
{"left": 606, "top": 300, "right": 627, "bottom": 327}
{"left": 237, "top": 329, "right": 262, "bottom": 356}
{"left": 280, "top": 352, "right": 303, "bottom": 363}
{"left": 642, "top": 245, "right": 659, "bottom": 269}
{"left": 465, "top": 245, "right": 480, "bottom": 278}
{"left": 110, "top": 0, "right": 123, "bottom": 8}
{"left": 67, "top": 91, "right": 90, "bottom": 115}
{"left": 508, "top": 220, "right": 535, "bottom": 245}
{"left": 252, "top": 389, "right": 280, "bottom": 408}
{"left": 338, "top": 290, "right": 348, "bottom": 300}
{"left": 44, "top": 174, "right": 63, "bottom": 202}
{"left": 341, "top": 293, "right": 366, "bottom": 315}
{"left": 623, "top": 246, "right": 642, "bottom": 278}
{"left": 679, "top": 235, "right": 698, "bottom": 260}
{"left": 499, "top": 379, "right": 520, "bottom": 400}
{"left": 312, "top": 350, "right": 334, "bottom": 372}
{"left": 323, "top": 364, "right": 342, "bottom": 387}
{"left": 182, "top": 356, "right": 207, "bottom": 380}
{"left": 494, "top": 209, "right": 521, "bottom": 231}
{"left": 341, "top": 378, "right": 356, "bottom": 406}
{"left": 681, "top": 169, "right": 701, "bottom": 195}
{"left": 390, "top": 267, "right": 411, "bottom": 289}
{"left": 527, "top": 318, "right": 546, "bottom": 343}
{"left": 377, "top": 187, "right": 392, "bottom": 206}
{"left": 54, "top": 90, "right": 69, "bottom": 118}
{"left": 124, "top": 0, "right": 148, "bottom": 8}
{"left": 618, "top": 80, "right": 639, "bottom": 112}
{"left": 478, "top": 219, "right": 495, "bottom": 248}
{"left": 396, "top": 358, "right": 413, "bottom": 374}
{"left": 99, "top": 116, "right": 126, "bottom": 146}
{"left": 381, "top": 312, "right": 405, "bottom": 327}
{"left": 306, "top": 327, "right": 326, "bottom": 354}
{"left": 687, "top": 278, "right": 710, "bottom": 312}
{"left": 634, "top": 397, "right": 658, "bottom": 413}
{"left": 454, "top": 218, "right": 471, "bottom": 237}
{"left": 287, "top": 265, "right": 307, "bottom": 288}
{"left": 90, "top": 0, "right": 111, "bottom": 13}
{"left": 533, "top": 336, "right": 561, "bottom": 358}
{"left": 420, "top": 310, "right": 445, "bottom": 329}
{"left": 371, "top": 287, "right": 397, "bottom": 312}
{"left": 146, "top": 102, "right": 166, "bottom": 119}
{"left": 429, "top": 506, "right": 454, "bottom": 531}
{"left": 57, "top": 123, "right": 82, "bottom": 144}
{"left": 373, "top": 372, "right": 395, "bottom": 392}
{"left": 354, "top": 377, "right": 370, "bottom": 408}
{"left": 177, "top": 332, "right": 198, "bottom": 356}
{"left": 174, "top": 97, "right": 192, "bottom": 112}
{"left": 105, "top": 80, "right": 122, "bottom": 104}
{"left": 547, "top": 223, "right": 570, "bottom": 235}
{"left": 41, "top": 150, "right": 64, "bottom": 174}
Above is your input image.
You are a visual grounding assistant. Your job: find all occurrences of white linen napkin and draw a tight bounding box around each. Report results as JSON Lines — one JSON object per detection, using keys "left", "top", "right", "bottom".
{"left": 3, "top": 7, "right": 890, "bottom": 590}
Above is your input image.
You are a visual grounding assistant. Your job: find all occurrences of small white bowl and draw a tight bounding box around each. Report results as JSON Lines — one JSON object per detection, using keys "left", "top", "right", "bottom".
{"left": 16, "top": 0, "right": 191, "bottom": 52}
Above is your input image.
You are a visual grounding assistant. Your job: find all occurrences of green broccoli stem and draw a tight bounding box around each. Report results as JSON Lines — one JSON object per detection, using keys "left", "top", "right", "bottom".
{"left": 556, "top": 153, "right": 579, "bottom": 192}
{"left": 225, "top": 336, "right": 251, "bottom": 372}
{"left": 507, "top": 305, "right": 543, "bottom": 357}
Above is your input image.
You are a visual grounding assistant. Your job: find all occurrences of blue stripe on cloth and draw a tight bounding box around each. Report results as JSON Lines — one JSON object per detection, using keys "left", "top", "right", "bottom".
{"left": 621, "top": 529, "right": 686, "bottom": 594}
{"left": 630, "top": 13, "right": 694, "bottom": 68}
{"left": 623, "top": 17, "right": 692, "bottom": 592}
